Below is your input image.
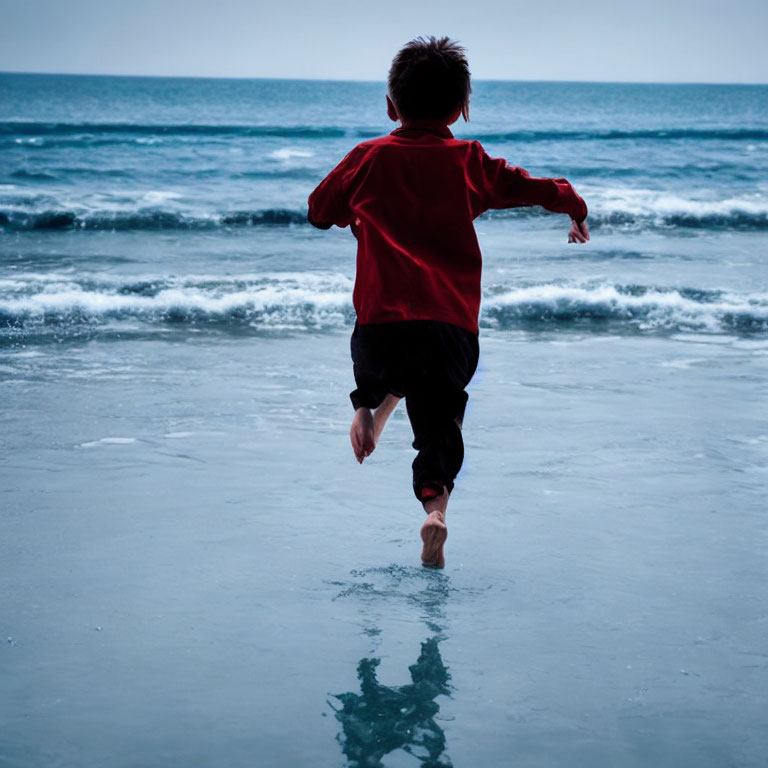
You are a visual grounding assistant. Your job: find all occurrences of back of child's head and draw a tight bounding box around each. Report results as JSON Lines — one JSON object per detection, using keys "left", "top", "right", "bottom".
{"left": 388, "top": 36, "right": 471, "bottom": 123}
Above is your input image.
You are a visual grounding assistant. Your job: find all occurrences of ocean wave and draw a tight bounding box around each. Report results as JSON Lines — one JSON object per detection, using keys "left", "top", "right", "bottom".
{"left": 0, "top": 273, "right": 354, "bottom": 335}
{"left": 0, "top": 207, "right": 309, "bottom": 231}
{"left": 482, "top": 283, "right": 768, "bottom": 333}
{"left": 8, "top": 169, "right": 58, "bottom": 182}
{"left": 1, "top": 274, "right": 766, "bottom": 338}
{"left": 3, "top": 121, "right": 766, "bottom": 144}
{"left": 480, "top": 189, "right": 768, "bottom": 231}
{"left": 599, "top": 210, "right": 768, "bottom": 230}
{"left": 0, "top": 121, "right": 347, "bottom": 139}
{"left": 481, "top": 207, "right": 768, "bottom": 232}
{"left": 583, "top": 188, "right": 768, "bottom": 231}
{"left": 3, "top": 192, "right": 767, "bottom": 232}
{"left": 3, "top": 167, "right": 313, "bottom": 185}
{"left": 467, "top": 128, "right": 768, "bottom": 143}
{"left": 8, "top": 166, "right": 133, "bottom": 182}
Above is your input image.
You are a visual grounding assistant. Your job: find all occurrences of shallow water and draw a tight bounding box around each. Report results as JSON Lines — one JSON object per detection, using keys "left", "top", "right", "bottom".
{"left": 2, "top": 75, "right": 768, "bottom": 766}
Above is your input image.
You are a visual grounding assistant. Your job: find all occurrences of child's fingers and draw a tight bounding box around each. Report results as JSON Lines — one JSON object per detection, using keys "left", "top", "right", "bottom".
{"left": 568, "top": 219, "right": 589, "bottom": 243}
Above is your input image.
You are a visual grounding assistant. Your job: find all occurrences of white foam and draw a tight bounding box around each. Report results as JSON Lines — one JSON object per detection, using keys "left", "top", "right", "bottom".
{"left": 268, "top": 148, "right": 314, "bottom": 160}
{"left": 484, "top": 282, "right": 768, "bottom": 332}
{"left": 3, "top": 272, "right": 767, "bottom": 335}
{"left": 658, "top": 358, "right": 706, "bottom": 369}
{"left": 141, "top": 190, "right": 182, "bottom": 204}
{"left": 0, "top": 271, "right": 354, "bottom": 329}
{"left": 80, "top": 437, "right": 138, "bottom": 448}
{"left": 580, "top": 185, "right": 768, "bottom": 218}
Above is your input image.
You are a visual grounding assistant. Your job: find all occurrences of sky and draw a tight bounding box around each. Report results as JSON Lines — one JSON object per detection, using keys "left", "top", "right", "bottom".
{"left": 1, "top": 0, "right": 767, "bottom": 83}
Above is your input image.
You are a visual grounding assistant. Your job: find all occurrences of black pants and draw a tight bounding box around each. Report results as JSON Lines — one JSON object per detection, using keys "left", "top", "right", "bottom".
{"left": 350, "top": 320, "right": 479, "bottom": 501}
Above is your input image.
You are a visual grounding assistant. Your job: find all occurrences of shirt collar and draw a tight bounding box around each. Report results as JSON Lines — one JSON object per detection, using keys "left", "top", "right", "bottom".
{"left": 391, "top": 120, "right": 454, "bottom": 139}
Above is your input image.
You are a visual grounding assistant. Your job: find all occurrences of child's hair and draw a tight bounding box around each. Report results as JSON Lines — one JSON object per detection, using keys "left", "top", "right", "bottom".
{"left": 388, "top": 36, "right": 471, "bottom": 123}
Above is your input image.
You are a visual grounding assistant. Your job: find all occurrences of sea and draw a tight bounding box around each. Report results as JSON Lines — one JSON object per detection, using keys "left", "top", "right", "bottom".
{"left": 1, "top": 73, "right": 767, "bottom": 767}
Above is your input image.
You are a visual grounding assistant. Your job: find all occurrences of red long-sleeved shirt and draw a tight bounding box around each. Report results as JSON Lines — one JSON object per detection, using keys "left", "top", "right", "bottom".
{"left": 308, "top": 121, "right": 587, "bottom": 334}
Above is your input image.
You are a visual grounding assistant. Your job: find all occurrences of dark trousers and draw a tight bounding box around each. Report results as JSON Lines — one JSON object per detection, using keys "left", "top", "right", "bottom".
{"left": 350, "top": 320, "right": 479, "bottom": 501}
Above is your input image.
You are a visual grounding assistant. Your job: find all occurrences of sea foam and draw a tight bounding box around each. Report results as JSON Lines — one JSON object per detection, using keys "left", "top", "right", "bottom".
{"left": 2, "top": 273, "right": 766, "bottom": 338}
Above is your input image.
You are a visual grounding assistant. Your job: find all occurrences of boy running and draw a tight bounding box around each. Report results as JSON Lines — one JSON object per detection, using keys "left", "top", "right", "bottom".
{"left": 308, "top": 36, "right": 589, "bottom": 568}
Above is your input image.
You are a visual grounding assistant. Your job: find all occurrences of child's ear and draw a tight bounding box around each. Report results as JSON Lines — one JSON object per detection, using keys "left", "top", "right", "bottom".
{"left": 386, "top": 95, "right": 399, "bottom": 123}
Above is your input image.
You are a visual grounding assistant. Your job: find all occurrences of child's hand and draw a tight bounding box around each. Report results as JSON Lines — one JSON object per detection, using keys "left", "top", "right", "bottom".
{"left": 568, "top": 218, "right": 590, "bottom": 243}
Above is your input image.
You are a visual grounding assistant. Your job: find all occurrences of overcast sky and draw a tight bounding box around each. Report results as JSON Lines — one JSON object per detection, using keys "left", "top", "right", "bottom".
{"left": 1, "top": 0, "right": 766, "bottom": 83}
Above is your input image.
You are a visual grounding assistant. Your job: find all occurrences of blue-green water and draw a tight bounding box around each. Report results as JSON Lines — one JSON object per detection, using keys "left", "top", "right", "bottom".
{"left": 1, "top": 74, "right": 767, "bottom": 767}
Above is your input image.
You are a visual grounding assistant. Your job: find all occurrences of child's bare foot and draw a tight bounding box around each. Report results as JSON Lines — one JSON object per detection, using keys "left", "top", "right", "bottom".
{"left": 421, "top": 510, "right": 447, "bottom": 569}
{"left": 350, "top": 407, "right": 375, "bottom": 463}
{"left": 350, "top": 395, "right": 401, "bottom": 464}
{"left": 421, "top": 487, "right": 449, "bottom": 568}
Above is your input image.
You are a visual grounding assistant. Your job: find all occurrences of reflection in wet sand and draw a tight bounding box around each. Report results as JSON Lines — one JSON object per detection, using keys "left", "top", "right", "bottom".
{"left": 332, "top": 637, "right": 452, "bottom": 768}
{"left": 329, "top": 565, "right": 465, "bottom": 767}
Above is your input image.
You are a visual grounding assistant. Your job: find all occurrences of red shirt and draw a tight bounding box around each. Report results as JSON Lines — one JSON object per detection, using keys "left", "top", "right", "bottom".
{"left": 308, "top": 121, "right": 587, "bottom": 334}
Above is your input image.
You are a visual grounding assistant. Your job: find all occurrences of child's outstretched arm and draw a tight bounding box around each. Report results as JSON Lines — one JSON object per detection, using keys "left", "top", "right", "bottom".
{"left": 476, "top": 146, "right": 589, "bottom": 242}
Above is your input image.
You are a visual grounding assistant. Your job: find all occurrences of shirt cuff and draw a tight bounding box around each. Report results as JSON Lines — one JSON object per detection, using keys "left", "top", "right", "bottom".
{"left": 307, "top": 212, "right": 333, "bottom": 230}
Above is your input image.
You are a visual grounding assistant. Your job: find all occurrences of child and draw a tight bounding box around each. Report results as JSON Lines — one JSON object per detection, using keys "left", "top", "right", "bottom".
{"left": 308, "top": 36, "right": 589, "bottom": 568}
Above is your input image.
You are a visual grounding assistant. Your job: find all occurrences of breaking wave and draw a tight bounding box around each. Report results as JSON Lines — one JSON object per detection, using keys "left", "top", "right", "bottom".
{"left": 1, "top": 273, "right": 766, "bottom": 340}
{"left": 0, "top": 208, "right": 308, "bottom": 231}
{"left": 484, "top": 189, "right": 768, "bottom": 231}
{"left": 2, "top": 189, "right": 767, "bottom": 232}
{"left": 0, "top": 273, "right": 354, "bottom": 337}
{"left": 482, "top": 283, "right": 768, "bottom": 333}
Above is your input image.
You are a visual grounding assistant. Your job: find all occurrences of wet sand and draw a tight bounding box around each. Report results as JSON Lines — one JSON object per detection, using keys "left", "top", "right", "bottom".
{"left": 2, "top": 330, "right": 766, "bottom": 766}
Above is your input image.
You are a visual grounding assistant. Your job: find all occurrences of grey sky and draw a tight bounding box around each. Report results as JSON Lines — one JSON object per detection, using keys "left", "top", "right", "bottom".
{"left": 1, "top": 0, "right": 766, "bottom": 83}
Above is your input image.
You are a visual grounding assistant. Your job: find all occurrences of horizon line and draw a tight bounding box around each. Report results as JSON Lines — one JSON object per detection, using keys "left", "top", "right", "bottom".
{"left": 1, "top": 69, "right": 766, "bottom": 88}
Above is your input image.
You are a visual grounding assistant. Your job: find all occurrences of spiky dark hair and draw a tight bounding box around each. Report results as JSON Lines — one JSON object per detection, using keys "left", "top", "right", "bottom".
{"left": 388, "top": 36, "right": 471, "bottom": 122}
